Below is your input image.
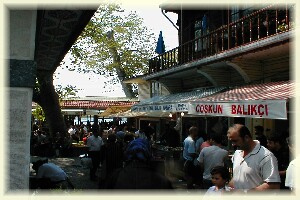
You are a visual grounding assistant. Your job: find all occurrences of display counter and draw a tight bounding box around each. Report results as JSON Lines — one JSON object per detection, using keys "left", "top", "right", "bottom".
{"left": 151, "top": 144, "right": 184, "bottom": 178}
{"left": 71, "top": 143, "right": 89, "bottom": 157}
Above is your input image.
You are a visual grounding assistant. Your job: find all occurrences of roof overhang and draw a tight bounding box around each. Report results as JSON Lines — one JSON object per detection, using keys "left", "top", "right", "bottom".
{"left": 35, "top": 8, "right": 98, "bottom": 72}
{"left": 159, "top": 2, "right": 230, "bottom": 13}
{"left": 123, "top": 75, "right": 148, "bottom": 84}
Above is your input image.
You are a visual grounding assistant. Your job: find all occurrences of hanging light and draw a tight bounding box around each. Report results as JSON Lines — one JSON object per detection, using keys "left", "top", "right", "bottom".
{"left": 169, "top": 113, "right": 173, "bottom": 118}
{"left": 181, "top": 112, "right": 185, "bottom": 117}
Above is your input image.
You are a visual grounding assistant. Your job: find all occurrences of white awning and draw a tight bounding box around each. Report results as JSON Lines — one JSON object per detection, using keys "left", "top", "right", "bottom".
{"left": 132, "top": 87, "right": 227, "bottom": 112}
{"left": 188, "top": 81, "right": 294, "bottom": 119}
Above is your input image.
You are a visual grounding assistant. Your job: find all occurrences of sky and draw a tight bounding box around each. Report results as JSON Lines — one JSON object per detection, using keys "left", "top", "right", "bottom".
{"left": 53, "top": 3, "right": 178, "bottom": 98}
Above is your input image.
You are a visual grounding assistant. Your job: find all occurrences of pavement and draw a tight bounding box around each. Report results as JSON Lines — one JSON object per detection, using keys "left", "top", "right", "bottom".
{"left": 44, "top": 156, "right": 204, "bottom": 193}
{"left": 48, "top": 157, "right": 99, "bottom": 190}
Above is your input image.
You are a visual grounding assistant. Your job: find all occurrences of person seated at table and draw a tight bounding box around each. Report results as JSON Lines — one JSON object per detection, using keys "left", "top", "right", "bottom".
{"left": 82, "top": 133, "right": 89, "bottom": 145}
{"left": 32, "top": 159, "right": 74, "bottom": 189}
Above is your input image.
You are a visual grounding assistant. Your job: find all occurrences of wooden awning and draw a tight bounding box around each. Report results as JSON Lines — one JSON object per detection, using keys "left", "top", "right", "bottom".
{"left": 99, "top": 105, "right": 132, "bottom": 117}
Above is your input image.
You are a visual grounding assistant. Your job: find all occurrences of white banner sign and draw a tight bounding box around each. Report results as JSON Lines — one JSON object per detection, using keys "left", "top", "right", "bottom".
{"left": 132, "top": 103, "right": 189, "bottom": 112}
{"left": 188, "top": 100, "right": 287, "bottom": 119}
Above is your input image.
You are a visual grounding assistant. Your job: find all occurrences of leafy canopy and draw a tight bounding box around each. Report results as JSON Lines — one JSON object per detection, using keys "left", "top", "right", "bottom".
{"left": 66, "top": 4, "right": 156, "bottom": 81}
{"left": 33, "top": 82, "right": 79, "bottom": 122}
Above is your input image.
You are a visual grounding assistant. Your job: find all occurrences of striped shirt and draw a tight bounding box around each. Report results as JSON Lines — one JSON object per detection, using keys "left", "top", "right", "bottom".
{"left": 231, "top": 140, "right": 281, "bottom": 190}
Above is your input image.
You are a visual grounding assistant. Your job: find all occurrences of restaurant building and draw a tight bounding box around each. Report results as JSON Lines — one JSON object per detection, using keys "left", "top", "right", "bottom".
{"left": 125, "top": 4, "right": 294, "bottom": 177}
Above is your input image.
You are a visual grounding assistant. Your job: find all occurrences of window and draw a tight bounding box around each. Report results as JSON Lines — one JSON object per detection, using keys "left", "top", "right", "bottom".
{"left": 231, "top": 6, "right": 240, "bottom": 23}
{"left": 194, "top": 17, "right": 208, "bottom": 52}
{"left": 151, "top": 82, "right": 161, "bottom": 97}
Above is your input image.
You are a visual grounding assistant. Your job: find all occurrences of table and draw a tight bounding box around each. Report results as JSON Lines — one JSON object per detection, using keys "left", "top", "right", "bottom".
{"left": 71, "top": 144, "right": 89, "bottom": 157}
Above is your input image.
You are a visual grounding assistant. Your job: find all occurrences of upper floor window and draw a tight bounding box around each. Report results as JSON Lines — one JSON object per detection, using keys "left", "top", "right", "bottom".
{"left": 194, "top": 14, "right": 208, "bottom": 52}
{"left": 151, "top": 82, "right": 162, "bottom": 97}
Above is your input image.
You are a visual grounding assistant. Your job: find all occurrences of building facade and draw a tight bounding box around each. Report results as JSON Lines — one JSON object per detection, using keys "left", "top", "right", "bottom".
{"left": 131, "top": 4, "right": 294, "bottom": 142}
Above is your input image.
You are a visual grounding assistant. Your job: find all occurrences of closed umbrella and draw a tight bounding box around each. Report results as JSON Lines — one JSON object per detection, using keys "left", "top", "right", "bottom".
{"left": 155, "top": 31, "right": 166, "bottom": 55}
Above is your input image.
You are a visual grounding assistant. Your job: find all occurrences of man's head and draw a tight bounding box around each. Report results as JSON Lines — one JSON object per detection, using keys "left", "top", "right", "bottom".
{"left": 254, "top": 125, "right": 264, "bottom": 135}
{"left": 32, "top": 159, "right": 48, "bottom": 172}
{"left": 267, "top": 133, "right": 284, "bottom": 152}
{"left": 227, "top": 124, "right": 253, "bottom": 150}
{"left": 125, "top": 138, "right": 151, "bottom": 162}
{"left": 107, "top": 133, "right": 117, "bottom": 143}
{"left": 92, "top": 129, "right": 99, "bottom": 137}
{"left": 210, "top": 131, "right": 222, "bottom": 145}
{"left": 189, "top": 126, "right": 198, "bottom": 140}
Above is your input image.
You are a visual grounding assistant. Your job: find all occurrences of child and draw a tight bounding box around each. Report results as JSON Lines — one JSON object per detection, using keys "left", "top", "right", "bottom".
{"left": 204, "top": 166, "right": 232, "bottom": 196}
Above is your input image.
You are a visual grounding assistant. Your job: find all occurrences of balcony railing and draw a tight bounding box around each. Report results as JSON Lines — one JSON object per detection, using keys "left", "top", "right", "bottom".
{"left": 149, "top": 4, "right": 294, "bottom": 74}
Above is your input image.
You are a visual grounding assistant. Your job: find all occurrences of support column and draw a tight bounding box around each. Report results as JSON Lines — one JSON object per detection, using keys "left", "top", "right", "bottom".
{"left": 8, "top": 59, "right": 36, "bottom": 191}
{"left": 8, "top": 88, "right": 33, "bottom": 191}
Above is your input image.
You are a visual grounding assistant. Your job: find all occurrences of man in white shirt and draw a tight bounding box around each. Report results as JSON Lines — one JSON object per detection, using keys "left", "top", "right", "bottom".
{"left": 68, "top": 125, "right": 76, "bottom": 136}
{"left": 285, "top": 137, "right": 296, "bottom": 191}
{"left": 195, "top": 131, "right": 228, "bottom": 189}
{"left": 227, "top": 124, "right": 280, "bottom": 193}
{"left": 183, "top": 126, "right": 198, "bottom": 189}
{"left": 32, "top": 159, "right": 71, "bottom": 189}
{"left": 83, "top": 125, "right": 88, "bottom": 134}
{"left": 87, "top": 130, "right": 104, "bottom": 181}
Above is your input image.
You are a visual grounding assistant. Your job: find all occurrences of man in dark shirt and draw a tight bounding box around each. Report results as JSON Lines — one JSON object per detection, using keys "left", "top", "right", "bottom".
{"left": 101, "top": 134, "right": 124, "bottom": 180}
{"left": 267, "top": 133, "right": 290, "bottom": 189}
{"left": 144, "top": 122, "right": 156, "bottom": 141}
{"left": 254, "top": 125, "right": 267, "bottom": 147}
{"left": 104, "top": 138, "right": 173, "bottom": 189}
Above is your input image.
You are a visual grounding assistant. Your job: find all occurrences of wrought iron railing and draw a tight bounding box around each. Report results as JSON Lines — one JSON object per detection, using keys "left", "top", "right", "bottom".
{"left": 148, "top": 4, "right": 294, "bottom": 74}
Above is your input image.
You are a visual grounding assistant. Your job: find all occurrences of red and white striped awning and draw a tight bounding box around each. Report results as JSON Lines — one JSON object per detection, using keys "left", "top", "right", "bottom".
{"left": 188, "top": 81, "right": 294, "bottom": 119}
{"left": 32, "top": 100, "right": 137, "bottom": 110}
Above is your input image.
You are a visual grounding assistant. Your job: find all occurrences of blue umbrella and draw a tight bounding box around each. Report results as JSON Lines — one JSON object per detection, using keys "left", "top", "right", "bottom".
{"left": 155, "top": 31, "right": 166, "bottom": 55}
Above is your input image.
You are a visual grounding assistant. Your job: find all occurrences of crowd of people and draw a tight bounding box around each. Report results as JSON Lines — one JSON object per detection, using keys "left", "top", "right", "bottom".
{"left": 31, "top": 120, "right": 296, "bottom": 193}
{"left": 84, "top": 122, "right": 173, "bottom": 189}
{"left": 31, "top": 121, "right": 173, "bottom": 189}
{"left": 183, "top": 123, "right": 295, "bottom": 195}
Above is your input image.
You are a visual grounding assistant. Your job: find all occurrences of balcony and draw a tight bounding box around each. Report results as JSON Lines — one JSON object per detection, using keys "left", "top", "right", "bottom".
{"left": 148, "top": 4, "right": 294, "bottom": 74}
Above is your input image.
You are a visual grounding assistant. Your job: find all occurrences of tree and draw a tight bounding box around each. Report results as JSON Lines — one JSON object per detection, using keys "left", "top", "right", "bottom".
{"left": 55, "top": 84, "right": 79, "bottom": 102}
{"left": 66, "top": 4, "right": 156, "bottom": 98}
{"left": 33, "top": 71, "right": 67, "bottom": 137}
{"left": 33, "top": 74, "right": 79, "bottom": 137}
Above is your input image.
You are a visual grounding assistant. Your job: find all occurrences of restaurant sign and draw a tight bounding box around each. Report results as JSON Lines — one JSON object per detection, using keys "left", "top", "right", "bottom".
{"left": 188, "top": 100, "right": 287, "bottom": 119}
{"left": 132, "top": 103, "right": 189, "bottom": 112}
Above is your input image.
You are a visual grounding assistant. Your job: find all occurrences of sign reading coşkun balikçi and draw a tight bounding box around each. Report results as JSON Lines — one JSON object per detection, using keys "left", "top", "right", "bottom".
{"left": 188, "top": 100, "right": 287, "bottom": 119}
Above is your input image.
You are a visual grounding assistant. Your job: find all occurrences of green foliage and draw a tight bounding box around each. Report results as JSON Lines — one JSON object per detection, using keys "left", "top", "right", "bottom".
{"left": 32, "top": 104, "right": 46, "bottom": 122}
{"left": 66, "top": 3, "right": 156, "bottom": 81}
{"left": 55, "top": 84, "right": 79, "bottom": 100}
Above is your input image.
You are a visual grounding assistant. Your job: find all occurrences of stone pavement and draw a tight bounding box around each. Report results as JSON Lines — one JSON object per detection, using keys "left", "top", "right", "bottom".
{"left": 48, "top": 157, "right": 99, "bottom": 190}
{"left": 46, "top": 157, "right": 204, "bottom": 193}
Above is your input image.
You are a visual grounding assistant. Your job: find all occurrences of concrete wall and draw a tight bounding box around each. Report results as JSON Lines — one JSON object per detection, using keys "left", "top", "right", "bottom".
{"left": 138, "top": 82, "right": 170, "bottom": 101}
{"left": 8, "top": 10, "right": 37, "bottom": 191}
{"left": 138, "top": 82, "right": 151, "bottom": 101}
{"left": 10, "top": 10, "right": 37, "bottom": 60}
{"left": 7, "top": 88, "right": 33, "bottom": 191}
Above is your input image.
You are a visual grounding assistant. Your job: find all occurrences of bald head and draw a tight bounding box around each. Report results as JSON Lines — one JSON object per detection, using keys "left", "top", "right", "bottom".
{"left": 228, "top": 124, "right": 252, "bottom": 139}
{"left": 227, "top": 124, "right": 253, "bottom": 150}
